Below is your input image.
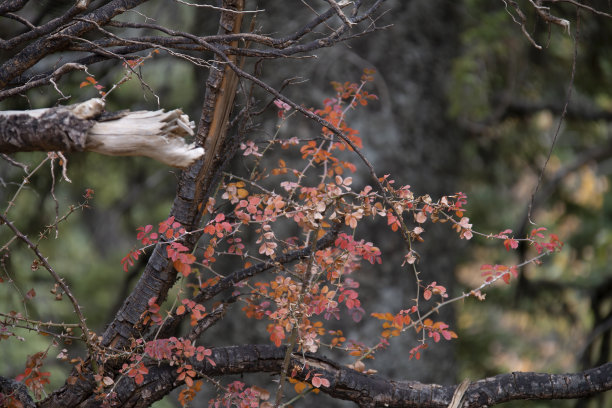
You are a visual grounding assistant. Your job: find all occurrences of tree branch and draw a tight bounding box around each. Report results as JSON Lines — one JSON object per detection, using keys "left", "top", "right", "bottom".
{"left": 153, "top": 221, "right": 342, "bottom": 339}
{"left": 0, "top": 0, "right": 29, "bottom": 16}
{"left": 0, "top": 99, "right": 204, "bottom": 168}
{"left": 102, "top": 344, "right": 612, "bottom": 408}
{"left": 0, "top": 0, "right": 149, "bottom": 89}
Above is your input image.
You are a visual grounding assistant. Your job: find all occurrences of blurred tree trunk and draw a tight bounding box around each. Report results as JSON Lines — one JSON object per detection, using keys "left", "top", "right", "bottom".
{"left": 352, "top": 0, "right": 465, "bottom": 384}
{"left": 187, "top": 0, "right": 465, "bottom": 388}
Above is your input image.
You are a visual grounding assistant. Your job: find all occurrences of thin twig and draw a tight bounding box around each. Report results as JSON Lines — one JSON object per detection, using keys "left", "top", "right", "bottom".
{"left": 527, "top": 10, "right": 580, "bottom": 223}
{"left": 174, "top": 0, "right": 263, "bottom": 13}
{"left": 0, "top": 214, "right": 98, "bottom": 367}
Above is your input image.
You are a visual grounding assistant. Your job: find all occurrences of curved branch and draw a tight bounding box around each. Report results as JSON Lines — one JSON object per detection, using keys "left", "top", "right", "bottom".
{"left": 0, "top": 0, "right": 149, "bottom": 89}
{"left": 0, "top": 3, "right": 84, "bottom": 51}
{"left": 0, "top": 0, "right": 29, "bottom": 16}
{"left": 100, "top": 344, "right": 612, "bottom": 407}
{"left": 0, "top": 62, "right": 90, "bottom": 101}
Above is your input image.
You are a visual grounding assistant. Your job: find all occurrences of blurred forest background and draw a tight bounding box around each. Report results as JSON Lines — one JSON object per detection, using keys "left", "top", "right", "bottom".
{"left": 1, "top": 0, "right": 611, "bottom": 407}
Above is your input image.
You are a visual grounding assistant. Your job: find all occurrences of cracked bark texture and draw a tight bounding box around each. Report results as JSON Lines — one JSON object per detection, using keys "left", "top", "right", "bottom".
{"left": 78, "top": 345, "right": 612, "bottom": 408}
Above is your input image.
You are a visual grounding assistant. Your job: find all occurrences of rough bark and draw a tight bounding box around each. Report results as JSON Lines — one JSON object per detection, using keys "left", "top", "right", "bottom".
{"left": 341, "top": 0, "right": 464, "bottom": 384}
{"left": 7, "top": 346, "right": 612, "bottom": 407}
{"left": 0, "top": 0, "right": 149, "bottom": 90}
{"left": 0, "top": 376, "right": 36, "bottom": 408}
{"left": 106, "top": 344, "right": 612, "bottom": 408}
{"left": 37, "top": 2, "right": 247, "bottom": 407}
{"left": 99, "top": 0, "right": 244, "bottom": 347}
{"left": 0, "top": 99, "right": 204, "bottom": 168}
{"left": 0, "top": 99, "right": 101, "bottom": 153}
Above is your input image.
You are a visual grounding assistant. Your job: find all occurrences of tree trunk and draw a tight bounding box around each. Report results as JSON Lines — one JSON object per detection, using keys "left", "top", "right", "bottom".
{"left": 350, "top": 0, "right": 465, "bottom": 384}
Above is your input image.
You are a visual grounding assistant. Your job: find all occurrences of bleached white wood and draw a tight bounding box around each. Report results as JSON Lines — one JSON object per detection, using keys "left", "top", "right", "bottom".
{"left": 0, "top": 98, "right": 204, "bottom": 168}
{"left": 86, "top": 108, "right": 204, "bottom": 168}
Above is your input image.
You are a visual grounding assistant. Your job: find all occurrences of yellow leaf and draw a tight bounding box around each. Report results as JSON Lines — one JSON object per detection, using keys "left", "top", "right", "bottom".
{"left": 294, "top": 381, "right": 310, "bottom": 394}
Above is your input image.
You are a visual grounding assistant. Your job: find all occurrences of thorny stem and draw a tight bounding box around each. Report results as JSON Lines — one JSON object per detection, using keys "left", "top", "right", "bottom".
{"left": 274, "top": 226, "right": 320, "bottom": 407}
{"left": 0, "top": 312, "right": 81, "bottom": 328}
{"left": 403, "top": 252, "right": 551, "bottom": 332}
{"left": 279, "top": 387, "right": 314, "bottom": 407}
{"left": 355, "top": 250, "right": 552, "bottom": 362}
{"left": 37, "top": 198, "right": 91, "bottom": 245}
{"left": 248, "top": 110, "right": 297, "bottom": 181}
{"left": 274, "top": 327, "right": 298, "bottom": 407}
{"left": 0, "top": 214, "right": 98, "bottom": 370}
{"left": 320, "top": 79, "right": 368, "bottom": 185}
{"left": 6, "top": 323, "right": 81, "bottom": 341}
{"left": 216, "top": 52, "right": 416, "bottom": 253}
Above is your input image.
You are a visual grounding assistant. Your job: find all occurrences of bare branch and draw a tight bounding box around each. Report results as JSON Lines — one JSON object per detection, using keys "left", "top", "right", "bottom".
{"left": 0, "top": 63, "right": 89, "bottom": 101}
{"left": 0, "top": 4, "right": 85, "bottom": 51}
{"left": 0, "top": 99, "right": 204, "bottom": 168}
{"left": 0, "top": 0, "right": 29, "bottom": 16}
{"left": 174, "top": 0, "right": 262, "bottom": 13}
{"left": 325, "top": 0, "right": 356, "bottom": 27}
{"left": 0, "top": 214, "right": 97, "bottom": 360}
{"left": 3, "top": 12, "right": 36, "bottom": 29}
{"left": 102, "top": 344, "right": 612, "bottom": 408}
{"left": 544, "top": 0, "right": 612, "bottom": 19}
{"left": 0, "top": 0, "right": 150, "bottom": 89}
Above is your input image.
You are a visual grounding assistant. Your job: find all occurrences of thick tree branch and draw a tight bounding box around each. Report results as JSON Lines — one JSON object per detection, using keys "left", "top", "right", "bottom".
{"left": 100, "top": 0, "right": 245, "bottom": 365}
{"left": 0, "top": 3, "right": 84, "bottom": 51}
{"left": 39, "top": 5, "right": 247, "bottom": 405}
{"left": 0, "top": 376, "right": 35, "bottom": 408}
{"left": 0, "top": 0, "right": 149, "bottom": 89}
{"left": 102, "top": 344, "right": 612, "bottom": 408}
{"left": 0, "top": 0, "right": 29, "bottom": 16}
{"left": 0, "top": 99, "right": 204, "bottom": 168}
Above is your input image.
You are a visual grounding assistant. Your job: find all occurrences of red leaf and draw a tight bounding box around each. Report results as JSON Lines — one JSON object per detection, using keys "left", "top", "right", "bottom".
{"left": 26, "top": 288, "right": 36, "bottom": 299}
{"left": 502, "top": 272, "right": 511, "bottom": 284}
{"left": 504, "top": 238, "right": 518, "bottom": 251}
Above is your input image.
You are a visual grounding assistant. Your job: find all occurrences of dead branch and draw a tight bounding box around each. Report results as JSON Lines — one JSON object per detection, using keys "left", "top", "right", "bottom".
{"left": 0, "top": 99, "right": 204, "bottom": 168}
